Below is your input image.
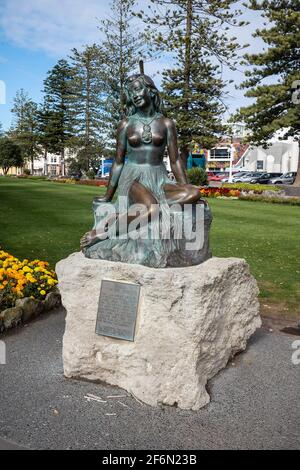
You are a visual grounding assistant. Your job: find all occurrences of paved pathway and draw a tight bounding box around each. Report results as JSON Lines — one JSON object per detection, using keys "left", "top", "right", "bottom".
{"left": 0, "top": 309, "right": 299, "bottom": 450}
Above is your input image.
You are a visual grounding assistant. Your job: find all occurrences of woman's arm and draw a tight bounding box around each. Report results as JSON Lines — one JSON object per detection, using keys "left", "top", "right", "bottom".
{"left": 100, "top": 119, "right": 127, "bottom": 201}
{"left": 166, "top": 118, "right": 188, "bottom": 184}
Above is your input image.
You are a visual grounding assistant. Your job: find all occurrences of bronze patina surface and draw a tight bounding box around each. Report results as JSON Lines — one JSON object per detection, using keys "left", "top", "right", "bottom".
{"left": 81, "top": 63, "right": 212, "bottom": 268}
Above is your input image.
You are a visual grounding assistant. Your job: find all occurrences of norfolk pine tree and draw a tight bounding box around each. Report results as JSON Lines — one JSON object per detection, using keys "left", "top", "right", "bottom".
{"left": 69, "top": 44, "right": 106, "bottom": 170}
{"left": 10, "top": 89, "right": 40, "bottom": 173}
{"left": 43, "top": 59, "right": 77, "bottom": 175}
{"left": 237, "top": 0, "right": 300, "bottom": 185}
{"left": 137, "top": 0, "right": 247, "bottom": 165}
{"left": 99, "top": 0, "right": 152, "bottom": 148}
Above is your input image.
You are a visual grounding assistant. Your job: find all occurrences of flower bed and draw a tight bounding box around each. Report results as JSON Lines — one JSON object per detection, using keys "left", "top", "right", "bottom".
{"left": 200, "top": 187, "right": 240, "bottom": 198}
{"left": 0, "top": 250, "right": 58, "bottom": 308}
{"left": 0, "top": 250, "right": 61, "bottom": 332}
{"left": 51, "top": 178, "right": 77, "bottom": 184}
{"left": 199, "top": 185, "right": 299, "bottom": 205}
{"left": 51, "top": 178, "right": 108, "bottom": 187}
{"left": 76, "top": 179, "right": 108, "bottom": 187}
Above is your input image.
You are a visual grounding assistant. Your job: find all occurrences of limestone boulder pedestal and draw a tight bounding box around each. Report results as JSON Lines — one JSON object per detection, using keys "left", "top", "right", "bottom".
{"left": 56, "top": 252, "right": 261, "bottom": 411}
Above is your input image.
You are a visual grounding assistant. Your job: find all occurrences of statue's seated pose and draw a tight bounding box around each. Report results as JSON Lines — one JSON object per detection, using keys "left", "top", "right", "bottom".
{"left": 81, "top": 71, "right": 212, "bottom": 267}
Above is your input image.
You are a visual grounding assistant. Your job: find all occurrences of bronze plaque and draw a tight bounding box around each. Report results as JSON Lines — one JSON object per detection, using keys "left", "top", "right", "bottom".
{"left": 95, "top": 279, "right": 140, "bottom": 341}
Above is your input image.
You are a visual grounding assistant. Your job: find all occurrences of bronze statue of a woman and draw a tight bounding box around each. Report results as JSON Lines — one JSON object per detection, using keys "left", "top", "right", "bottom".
{"left": 81, "top": 69, "right": 211, "bottom": 267}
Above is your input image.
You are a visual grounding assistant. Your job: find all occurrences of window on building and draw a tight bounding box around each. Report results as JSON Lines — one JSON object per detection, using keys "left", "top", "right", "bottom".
{"left": 257, "top": 161, "right": 264, "bottom": 170}
{"left": 210, "top": 148, "right": 230, "bottom": 160}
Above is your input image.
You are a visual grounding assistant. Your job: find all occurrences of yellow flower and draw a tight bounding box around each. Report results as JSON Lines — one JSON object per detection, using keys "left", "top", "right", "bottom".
{"left": 23, "top": 266, "right": 32, "bottom": 273}
{"left": 40, "top": 290, "right": 46, "bottom": 296}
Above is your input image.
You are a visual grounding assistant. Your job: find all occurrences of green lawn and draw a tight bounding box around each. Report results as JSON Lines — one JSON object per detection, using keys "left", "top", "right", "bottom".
{"left": 0, "top": 177, "right": 299, "bottom": 317}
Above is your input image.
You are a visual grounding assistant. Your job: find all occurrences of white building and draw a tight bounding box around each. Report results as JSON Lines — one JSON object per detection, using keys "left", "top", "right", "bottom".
{"left": 0, "top": 149, "right": 74, "bottom": 177}
{"left": 31, "top": 150, "right": 75, "bottom": 176}
{"left": 236, "top": 131, "right": 299, "bottom": 173}
{"left": 206, "top": 122, "right": 250, "bottom": 171}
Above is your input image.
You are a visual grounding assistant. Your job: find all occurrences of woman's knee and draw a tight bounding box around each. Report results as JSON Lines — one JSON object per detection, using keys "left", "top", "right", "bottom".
{"left": 185, "top": 185, "right": 200, "bottom": 203}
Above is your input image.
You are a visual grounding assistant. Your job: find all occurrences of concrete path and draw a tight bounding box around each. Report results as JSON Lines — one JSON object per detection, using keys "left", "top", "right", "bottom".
{"left": 0, "top": 309, "right": 299, "bottom": 450}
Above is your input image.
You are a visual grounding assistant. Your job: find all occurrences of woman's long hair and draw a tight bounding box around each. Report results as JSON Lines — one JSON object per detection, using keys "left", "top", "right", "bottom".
{"left": 124, "top": 74, "right": 164, "bottom": 117}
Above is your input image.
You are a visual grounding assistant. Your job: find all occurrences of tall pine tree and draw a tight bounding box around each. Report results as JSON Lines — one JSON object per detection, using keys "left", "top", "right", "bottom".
{"left": 37, "top": 104, "right": 59, "bottom": 171}
{"left": 237, "top": 0, "right": 300, "bottom": 185}
{"left": 99, "top": 0, "right": 151, "bottom": 146}
{"left": 43, "top": 59, "right": 77, "bottom": 175}
{"left": 137, "top": 0, "right": 246, "bottom": 164}
{"left": 69, "top": 44, "right": 106, "bottom": 170}
{"left": 10, "top": 89, "right": 40, "bottom": 173}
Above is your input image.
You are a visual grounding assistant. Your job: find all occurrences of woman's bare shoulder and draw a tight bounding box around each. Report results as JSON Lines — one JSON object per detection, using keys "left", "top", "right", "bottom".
{"left": 161, "top": 116, "right": 176, "bottom": 131}
{"left": 117, "top": 117, "right": 130, "bottom": 132}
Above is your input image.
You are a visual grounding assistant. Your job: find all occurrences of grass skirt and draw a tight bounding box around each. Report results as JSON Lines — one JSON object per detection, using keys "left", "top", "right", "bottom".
{"left": 83, "top": 162, "right": 184, "bottom": 267}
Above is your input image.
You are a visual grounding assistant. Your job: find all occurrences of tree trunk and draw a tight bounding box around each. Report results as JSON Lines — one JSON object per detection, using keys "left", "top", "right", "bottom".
{"left": 86, "top": 56, "right": 91, "bottom": 170}
{"left": 293, "top": 141, "right": 300, "bottom": 186}
{"left": 181, "top": 0, "right": 193, "bottom": 169}
{"left": 44, "top": 148, "right": 48, "bottom": 176}
{"left": 61, "top": 148, "right": 65, "bottom": 176}
{"left": 184, "top": 0, "right": 192, "bottom": 104}
{"left": 31, "top": 155, "right": 34, "bottom": 175}
{"left": 119, "top": 1, "right": 125, "bottom": 118}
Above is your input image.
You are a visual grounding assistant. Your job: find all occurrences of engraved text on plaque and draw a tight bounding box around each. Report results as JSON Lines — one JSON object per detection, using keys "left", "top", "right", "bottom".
{"left": 95, "top": 280, "right": 140, "bottom": 341}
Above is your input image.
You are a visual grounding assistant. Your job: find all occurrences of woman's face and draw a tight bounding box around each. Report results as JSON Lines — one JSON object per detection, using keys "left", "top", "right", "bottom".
{"left": 129, "top": 79, "right": 152, "bottom": 109}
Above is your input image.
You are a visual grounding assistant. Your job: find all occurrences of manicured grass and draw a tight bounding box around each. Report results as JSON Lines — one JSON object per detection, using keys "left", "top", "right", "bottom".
{"left": 0, "top": 178, "right": 97, "bottom": 266}
{"left": 209, "top": 198, "right": 300, "bottom": 317}
{"left": 0, "top": 177, "right": 299, "bottom": 317}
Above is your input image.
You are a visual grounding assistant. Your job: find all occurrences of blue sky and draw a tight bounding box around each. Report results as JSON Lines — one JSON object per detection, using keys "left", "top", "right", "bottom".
{"left": 0, "top": 0, "right": 269, "bottom": 131}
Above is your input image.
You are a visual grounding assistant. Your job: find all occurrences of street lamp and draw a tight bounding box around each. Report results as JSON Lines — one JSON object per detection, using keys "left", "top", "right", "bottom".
{"left": 228, "top": 142, "right": 235, "bottom": 183}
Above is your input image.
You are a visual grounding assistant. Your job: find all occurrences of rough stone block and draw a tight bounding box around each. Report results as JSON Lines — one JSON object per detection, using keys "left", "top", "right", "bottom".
{"left": 16, "top": 297, "right": 44, "bottom": 322}
{"left": 56, "top": 252, "right": 261, "bottom": 410}
{"left": 0, "top": 307, "right": 23, "bottom": 330}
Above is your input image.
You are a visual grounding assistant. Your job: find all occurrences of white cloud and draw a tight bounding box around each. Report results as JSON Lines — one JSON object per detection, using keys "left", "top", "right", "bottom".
{"left": 0, "top": 0, "right": 266, "bottom": 60}
{"left": 0, "top": 0, "right": 269, "bottom": 115}
{"left": 0, "top": 0, "right": 109, "bottom": 56}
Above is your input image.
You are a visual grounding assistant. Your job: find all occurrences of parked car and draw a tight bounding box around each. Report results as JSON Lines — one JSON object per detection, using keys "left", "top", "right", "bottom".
{"left": 207, "top": 173, "right": 223, "bottom": 182}
{"left": 234, "top": 172, "right": 262, "bottom": 183}
{"left": 215, "top": 172, "right": 229, "bottom": 180}
{"left": 222, "top": 171, "right": 248, "bottom": 183}
{"left": 250, "top": 172, "right": 282, "bottom": 184}
{"left": 269, "top": 172, "right": 297, "bottom": 185}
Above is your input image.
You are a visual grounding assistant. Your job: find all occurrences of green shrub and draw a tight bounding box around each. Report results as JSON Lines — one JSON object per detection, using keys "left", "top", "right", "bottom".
{"left": 187, "top": 167, "right": 207, "bottom": 186}
{"left": 23, "top": 168, "right": 31, "bottom": 176}
{"left": 86, "top": 169, "right": 96, "bottom": 180}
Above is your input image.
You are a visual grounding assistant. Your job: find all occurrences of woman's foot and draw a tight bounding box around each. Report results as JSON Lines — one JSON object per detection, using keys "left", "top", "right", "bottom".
{"left": 80, "top": 229, "right": 100, "bottom": 249}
